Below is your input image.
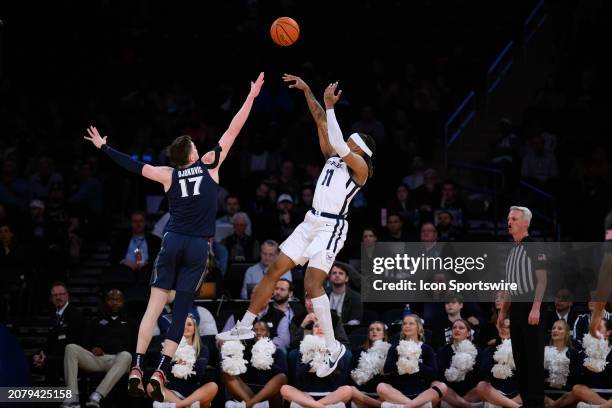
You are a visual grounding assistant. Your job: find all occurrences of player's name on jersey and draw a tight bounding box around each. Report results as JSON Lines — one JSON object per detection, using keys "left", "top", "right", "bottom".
{"left": 178, "top": 166, "right": 204, "bottom": 178}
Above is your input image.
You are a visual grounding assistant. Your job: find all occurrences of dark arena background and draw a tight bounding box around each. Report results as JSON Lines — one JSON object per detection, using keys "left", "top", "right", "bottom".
{"left": 1, "top": 0, "right": 612, "bottom": 407}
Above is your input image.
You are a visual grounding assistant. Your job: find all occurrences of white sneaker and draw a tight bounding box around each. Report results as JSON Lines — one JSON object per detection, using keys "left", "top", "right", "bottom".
{"left": 216, "top": 320, "right": 255, "bottom": 341}
{"left": 252, "top": 402, "right": 270, "bottom": 408}
{"left": 316, "top": 341, "right": 347, "bottom": 377}
{"left": 290, "top": 403, "right": 304, "bottom": 408}
{"left": 152, "top": 402, "right": 176, "bottom": 408}
{"left": 225, "top": 401, "right": 247, "bottom": 408}
{"left": 60, "top": 398, "right": 81, "bottom": 408}
{"left": 576, "top": 403, "right": 600, "bottom": 408}
{"left": 85, "top": 391, "right": 102, "bottom": 408}
{"left": 189, "top": 402, "right": 200, "bottom": 408}
{"left": 381, "top": 403, "right": 404, "bottom": 408}
{"left": 325, "top": 403, "right": 346, "bottom": 408}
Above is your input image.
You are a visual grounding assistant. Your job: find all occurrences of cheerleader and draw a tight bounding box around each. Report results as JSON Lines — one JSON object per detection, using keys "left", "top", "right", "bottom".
{"left": 148, "top": 315, "right": 218, "bottom": 408}
{"left": 280, "top": 322, "right": 353, "bottom": 408}
{"left": 475, "top": 318, "right": 521, "bottom": 408}
{"left": 221, "top": 321, "right": 288, "bottom": 408}
{"left": 543, "top": 320, "right": 581, "bottom": 408}
{"left": 437, "top": 319, "right": 482, "bottom": 408}
{"left": 350, "top": 321, "right": 392, "bottom": 408}
{"left": 565, "top": 318, "right": 612, "bottom": 408}
{"left": 377, "top": 314, "right": 447, "bottom": 408}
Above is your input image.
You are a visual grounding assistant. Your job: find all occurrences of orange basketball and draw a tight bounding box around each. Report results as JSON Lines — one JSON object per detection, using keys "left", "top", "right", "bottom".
{"left": 270, "top": 17, "right": 300, "bottom": 46}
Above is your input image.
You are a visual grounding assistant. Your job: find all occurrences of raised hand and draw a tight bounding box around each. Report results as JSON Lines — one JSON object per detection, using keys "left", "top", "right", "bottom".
{"left": 282, "top": 73, "right": 309, "bottom": 91}
{"left": 249, "top": 72, "right": 265, "bottom": 98}
{"left": 323, "top": 81, "right": 342, "bottom": 109}
{"left": 83, "top": 126, "right": 107, "bottom": 149}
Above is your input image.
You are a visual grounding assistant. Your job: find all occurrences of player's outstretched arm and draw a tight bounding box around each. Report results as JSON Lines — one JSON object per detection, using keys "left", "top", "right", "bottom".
{"left": 323, "top": 82, "right": 369, "bottom": 185}
{"left": 84, "top": 126, "right": 172, "bottom": 189}
{"left": 202, "top": 72, "right": 264, "bottom": 170}
{"left": 282, "top": 73, "right": 334, "bottom": 159}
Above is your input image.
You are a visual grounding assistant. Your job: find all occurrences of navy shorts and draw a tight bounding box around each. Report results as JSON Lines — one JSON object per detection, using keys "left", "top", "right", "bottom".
{"left": 150, "top": 232, "right": 209, "bottom": 293}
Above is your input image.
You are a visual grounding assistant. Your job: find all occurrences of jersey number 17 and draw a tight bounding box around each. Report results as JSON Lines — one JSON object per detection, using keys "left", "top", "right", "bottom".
{"left": 179, "top": 176, "right": 203, "bottom": 197}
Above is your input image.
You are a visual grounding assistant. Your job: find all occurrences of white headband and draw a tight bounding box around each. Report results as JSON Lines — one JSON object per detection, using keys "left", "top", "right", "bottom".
{"left": 349, "top": 133, "right": 373, "bottom": 157}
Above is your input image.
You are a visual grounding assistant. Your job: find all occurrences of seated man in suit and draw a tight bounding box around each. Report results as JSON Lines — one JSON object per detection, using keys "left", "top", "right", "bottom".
{"left": 546, "top": 288, "right": 578, "bottom": 334}
{"left": 107, "top": 210, "right": 161, "bottom": 287}
{"left": 32, "top": 282, "right": 86, "bottom": 386}
{"left": 327, "top": 263, "right": 363, "bottom": 326}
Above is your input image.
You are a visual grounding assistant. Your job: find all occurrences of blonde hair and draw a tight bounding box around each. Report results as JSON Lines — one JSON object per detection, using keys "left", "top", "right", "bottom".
{"left": 549, "top": 319, "right": 571, "bottom": 348}
{"left": 174, "top": 315, "right": 201, "bottom": 360}
{"left": 400, "top": 314, "right": 425, "bottom": 342}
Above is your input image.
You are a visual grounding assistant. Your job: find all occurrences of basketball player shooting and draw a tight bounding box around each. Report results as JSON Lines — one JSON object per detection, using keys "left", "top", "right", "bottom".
{"left": 216, "top": 75, "right": 376, "bottom": 378}
{"left": 83, "top": 72, "right": 264, "bottom": 402}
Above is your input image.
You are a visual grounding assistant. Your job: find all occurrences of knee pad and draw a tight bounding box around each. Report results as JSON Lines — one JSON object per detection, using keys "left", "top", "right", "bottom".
{"left": 165, "top": 290, "right": 195, "bottom": 344}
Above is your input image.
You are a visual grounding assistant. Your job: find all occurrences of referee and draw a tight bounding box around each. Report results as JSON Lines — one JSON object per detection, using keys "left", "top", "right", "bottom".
{"left": 498, "top": 206, "right": 548, "bottom": 408}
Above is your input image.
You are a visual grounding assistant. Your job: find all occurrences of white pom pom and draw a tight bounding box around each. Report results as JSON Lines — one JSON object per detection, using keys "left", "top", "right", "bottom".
{"left": 171, "top": 336, "right": 197, "bottom": 379}
{"left": 491, "top": 339, "right": 515, "bottom": 379}
{"left": 251, "top": 337, "right": 276, "bottom": 370}
{"left": 350, "top": 340, "right": 391, "bottom": 385}
{"left": 299, "top": 335, "right": 327, "bottom": 372}
{"left": 396, "top": 340, "right": 422, "bottom": 375}
{"left": 582, "top": 334, "right": 610, "bottom": 373}
{"left": 221, "top": 340, "right": 248, "bottom": 376}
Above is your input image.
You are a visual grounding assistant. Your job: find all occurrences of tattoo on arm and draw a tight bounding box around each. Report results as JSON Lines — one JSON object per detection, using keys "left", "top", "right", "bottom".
{"left": 304, "top": 88, "right": 326, "bottom": 125}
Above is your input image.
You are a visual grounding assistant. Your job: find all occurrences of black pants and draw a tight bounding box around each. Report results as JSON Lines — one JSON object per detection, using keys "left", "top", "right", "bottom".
{"left": 510, "top": 302, "right": 545, "bottom": 407}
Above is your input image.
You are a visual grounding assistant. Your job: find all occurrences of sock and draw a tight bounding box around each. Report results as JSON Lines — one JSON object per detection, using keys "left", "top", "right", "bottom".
{"left": 311, "top": 294, "right": 336, "bottom": 349}
{"left": 241, "top": 310, "right": 257, "bottom": 327}
{"left": 253, "top": 401, "right": 269, "bottom": 408}
{"left": 156, "top": 354, "right": 174, "bottom": 376}
{"left": 132, "top": 353, "right": 145, "bottom": 369}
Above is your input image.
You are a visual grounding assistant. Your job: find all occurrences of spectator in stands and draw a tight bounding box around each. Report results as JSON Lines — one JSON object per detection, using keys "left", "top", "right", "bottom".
{"left": 276, "top": 159, "right": 300, "bottom": 200}
{"left": 221, "top": 320, "right": 288, "bottom": 408}
{"left": 274, "top": 193, "right": 299, "bottom": 242}
{"left": 224, "top": 285, "right": 291, "bottom": 349}
{"left": 327, "top": 263, "right": 363, "bottom": 326}
{"left": 281, "top": 322, "right": 353, "bottom": 407}
{"left": 438, "top": 180, "right": 465, "bottom": 226}
{"left": 362, "top": 228, "right": 377, "bottom": 261}
{"left": 572, "top": 292, "right": 611, "bottom": 347}
{"left": 108, "top": 210, "right": 161, "bottom": 286}
{"left": 46, "top": 183, "right": 68, "bottom": 223}
{"left": 490, "top": 117, "right": 520, "bottom": 169}
{"left": 29, "top": 156, "right": 63, "bottom": 200}
{"left": 380, "top": 213, "right": 411, "bottom": 242}
{"left": 546, "top": 288, "right": 578, "bottom": 334}
{"left": 295, "top": 185, "right": 314, "bottom": 221}
{"left": 32, "top": 282, "right": 86, "bottom": 385}
{"left": 388, "top": 184, "right": 418, "bottom": 228}
{"left": 402, "top": 156, "right": 426, "bottom": 190}
{"left": 478, "top": 291, "right": 507, "bottom": 348}
{"left": 241, "top": 240, "right": 292, "bottom": 300}
{"left": 216, "top": 195, "right": 252, "bottom": 241}
{"left": 437, "top": 319, "right": 482, "bottom": 408}
{"left": 352, "top": 105, "right": 387, "bottom": 145}
{"left": 436, "top": 210, "right": 463, "bottom": 242}
{"left": 414, "top": 169, "right": 441, "bottom": 220}
{"left": 222, "top": 212, "right": 258, "bottom": 264}
{"left": 476, "top": 318, "right": 521, "bottom": 408}
{"left": 61, "top": 289, "right": 136, "bottom": 408}
{"left": 377, "top": 314, "right": 447, "bottom": 408}
{"left": 248, "top": 182, "right": 277, "bottom": 242}
{"left": 521, "top": 134, "right": 558, "bottom": 184}
{"left": 349, "top": 321, "right": 390, "bottom": 408}
{"left": 429, "top": 292, "right": 474, "bottom": 350}
{"left": 148, "top": 315, "right": 218, "bottom": 408}
{"left": 272, "top": 278, "right": 306, "bottom": 325}
{"left": 0, "top": 222, "right": 29, "bottom": 320}
{"left": 69, "top": 161, "right": 103, "bottom": 217}
{"left": 290, "top": 294, "right": 349, "bottom": 349}
{"left": 0, "top": 157, "right": 29, "bottom": 210}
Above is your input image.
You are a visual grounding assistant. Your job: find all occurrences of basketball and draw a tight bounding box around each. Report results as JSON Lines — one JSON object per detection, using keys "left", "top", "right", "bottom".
{"left": 270, "top": 17, "right": 300, "bottom": 46}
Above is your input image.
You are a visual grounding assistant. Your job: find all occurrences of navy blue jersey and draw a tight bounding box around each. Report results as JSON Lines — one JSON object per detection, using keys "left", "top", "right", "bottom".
{"left": 165, "top": 161, "right": 218, "bottom": 237}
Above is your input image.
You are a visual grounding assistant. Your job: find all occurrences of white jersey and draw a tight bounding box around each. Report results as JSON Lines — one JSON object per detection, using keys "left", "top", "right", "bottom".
{"left": 312, "top": 155, "right": 362, "bottom": 216}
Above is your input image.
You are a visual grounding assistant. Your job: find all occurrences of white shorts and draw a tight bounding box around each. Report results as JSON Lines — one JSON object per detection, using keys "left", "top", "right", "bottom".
{"left": 280, "top": 211, "right": 348, "bottom": 272}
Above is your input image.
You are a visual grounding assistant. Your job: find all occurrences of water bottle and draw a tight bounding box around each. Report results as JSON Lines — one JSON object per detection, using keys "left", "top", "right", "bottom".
{"left": 403, "top": 303, "right": 412, "bottom": 317}
{"left": 135, "top": 248, "right": 144, "bottom": 265}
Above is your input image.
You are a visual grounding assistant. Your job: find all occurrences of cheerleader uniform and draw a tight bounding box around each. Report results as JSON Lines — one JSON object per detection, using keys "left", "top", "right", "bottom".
{"left": 351, "top": 347, "right": 389, "bottom": 394}
{"left": 240, "top": 345, "right": 288, "bottom": 392}
{"left": 479, "top": 345, "right": 518, "bottom": 399}
{"left": 437, "top": 343, "right": 482, "bottom": 396}
{"left": 167, "top": 345, "right": 209, "bottom": 398}
{"left": 295, "top": 351, "right": 349, "bottom": 397}
{"left": 382, "top": 341, "right": 438, "bottom": 399}
{"left": 543, "top": 346, "right": 581, "bottom": 392}
{"left": 578, "top": 346, "right": 612, "bottom": 390}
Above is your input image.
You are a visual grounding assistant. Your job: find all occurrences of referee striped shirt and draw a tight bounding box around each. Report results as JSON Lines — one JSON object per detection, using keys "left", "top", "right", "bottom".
{"left": 505, "top": 236, "right": 547, "bottom": 296}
